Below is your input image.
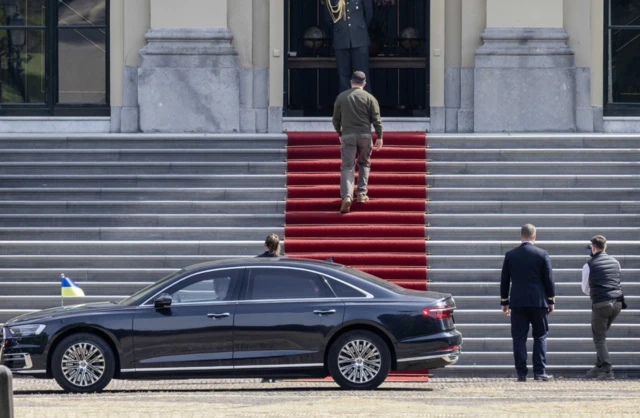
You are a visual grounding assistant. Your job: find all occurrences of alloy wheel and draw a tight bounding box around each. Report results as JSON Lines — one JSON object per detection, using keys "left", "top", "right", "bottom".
{"left": 337, "top": 339, "right": 382, "bottom": 384}
{"left": 61, "top": 342, "right": 106, "bottom": 387}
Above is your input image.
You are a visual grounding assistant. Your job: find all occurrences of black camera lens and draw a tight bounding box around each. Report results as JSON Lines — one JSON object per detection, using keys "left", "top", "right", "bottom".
{"left": 585, "top": 245, "right": 592, "bottom": 255}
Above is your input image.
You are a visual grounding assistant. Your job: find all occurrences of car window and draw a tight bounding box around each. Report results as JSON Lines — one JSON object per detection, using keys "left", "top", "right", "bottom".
{"left": 164, "top": 269, "right": 242, "bottom": 304}
{"left": 325, "top": 278, "right": 367, "bottom": 298}
{"left": 247, "top": 268, "right": 334, "bottom": 300}
{"left": 119, "top": 270, "right": 184, "bottom": 306}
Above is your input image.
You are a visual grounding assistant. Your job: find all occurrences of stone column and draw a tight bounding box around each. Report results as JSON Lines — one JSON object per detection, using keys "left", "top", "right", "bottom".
{"left": 138, "top": 0, "right": 240, "bottom": 133}
{"left": 444, "top": 0, "right": 461, "bottom": 132}
{"left": 429, "top": 0, "right": 446, "bottom": 132}
{"left": 458, "top": 0, "right": 486, "bottom": 132}
{"left": 474, "top": 0, "right": 578, "bottom": 132}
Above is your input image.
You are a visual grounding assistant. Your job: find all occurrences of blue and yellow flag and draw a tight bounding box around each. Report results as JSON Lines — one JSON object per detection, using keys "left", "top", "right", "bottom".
{"left": 61, "top": 275, "right": 85, "bottom": 297}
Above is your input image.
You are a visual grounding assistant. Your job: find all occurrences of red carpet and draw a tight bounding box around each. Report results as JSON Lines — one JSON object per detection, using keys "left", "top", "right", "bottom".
{"left": 285, "top": 132, "right": 429, "bottom": 380}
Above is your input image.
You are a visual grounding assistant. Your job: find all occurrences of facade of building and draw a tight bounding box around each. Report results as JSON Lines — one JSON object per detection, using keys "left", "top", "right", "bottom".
{"left": 1, "top": 0, "right": 639, "bottom": 133}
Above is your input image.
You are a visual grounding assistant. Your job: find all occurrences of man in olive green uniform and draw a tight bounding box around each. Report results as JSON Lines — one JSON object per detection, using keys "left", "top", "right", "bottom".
{"left": 332, "top": 71, "right": 383, "bottom": 213}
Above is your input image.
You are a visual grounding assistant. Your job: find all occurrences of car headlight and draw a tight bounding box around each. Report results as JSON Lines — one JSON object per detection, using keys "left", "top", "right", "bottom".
{"left": 8, "top": 324, "right": 46, "bottom": 338}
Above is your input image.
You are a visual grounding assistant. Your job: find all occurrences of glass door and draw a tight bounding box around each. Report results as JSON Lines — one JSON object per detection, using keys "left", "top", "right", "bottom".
{"left": 284, "top": 0, "right": 430, "bottom": 117}
{"left": 0, "top": 0, "right": 109, "bottom": 116}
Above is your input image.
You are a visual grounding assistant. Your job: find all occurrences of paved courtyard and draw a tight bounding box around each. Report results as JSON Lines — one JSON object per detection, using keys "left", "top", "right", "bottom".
{"left": 10, "top": 377, "right": 640, "bottom": 417}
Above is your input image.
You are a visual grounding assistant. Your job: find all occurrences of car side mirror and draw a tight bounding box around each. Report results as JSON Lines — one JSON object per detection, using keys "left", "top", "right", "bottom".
{"left": 154, "top": 293, "right": 172, "bottom": 309}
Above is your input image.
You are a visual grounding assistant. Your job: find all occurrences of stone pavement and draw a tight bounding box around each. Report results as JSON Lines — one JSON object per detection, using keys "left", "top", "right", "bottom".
{"left": 10, "top": 377, "right": 640, "bottom": 417}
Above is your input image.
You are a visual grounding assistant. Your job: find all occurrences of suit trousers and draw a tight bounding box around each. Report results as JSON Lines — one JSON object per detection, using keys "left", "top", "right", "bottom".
{"left": 510, "top": 307, "right": 549, "bottom": 376}
{"left": 335, "top": 47, "right": 371, "bottom": 93}
{"left": 591, "top": 300, "right": 623, "bottom": 372}
{"left": 340, "top": 134, "right": 373, "bottom": 199}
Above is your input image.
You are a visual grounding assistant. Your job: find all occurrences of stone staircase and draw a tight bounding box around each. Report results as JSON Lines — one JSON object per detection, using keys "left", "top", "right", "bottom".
{"left": 426, "top": 134, "right": 640, "bottom": 376}
{"left": 0, "top": 134, "right": 287, "bottom": 321}
{"left": 1, "top": 132, "right": 638, "bottom": 377}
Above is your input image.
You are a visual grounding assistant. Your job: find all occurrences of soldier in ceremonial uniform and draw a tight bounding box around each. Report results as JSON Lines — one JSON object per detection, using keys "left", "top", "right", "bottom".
{"left": 324, "top": 0, "right": 374, "bottom": 93}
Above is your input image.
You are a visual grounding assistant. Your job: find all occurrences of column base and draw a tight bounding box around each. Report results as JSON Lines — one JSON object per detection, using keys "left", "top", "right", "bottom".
{"left": 138, "top": 28, "right": 240, "bottom": 133}
{"left": 474, "top": 27, "right": 577, "bottom": 133}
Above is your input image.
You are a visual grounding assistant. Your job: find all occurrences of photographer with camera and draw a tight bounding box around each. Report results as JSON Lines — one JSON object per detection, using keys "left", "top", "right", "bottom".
{"left": 582, "top": 235, "right": 627, "bottom": 381}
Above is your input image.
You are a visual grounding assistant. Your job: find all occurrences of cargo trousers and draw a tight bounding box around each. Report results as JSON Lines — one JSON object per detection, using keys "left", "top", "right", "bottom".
{"left": 340, "top": 134, "right": 373, "bottom": 200}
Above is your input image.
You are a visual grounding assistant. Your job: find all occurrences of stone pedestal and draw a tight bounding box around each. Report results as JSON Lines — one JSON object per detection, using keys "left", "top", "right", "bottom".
{"left": 138, "top": 28, "right": 240, "bottom": 133}
{"left": 474, "top": 28, "right": 577, "bottom": 132}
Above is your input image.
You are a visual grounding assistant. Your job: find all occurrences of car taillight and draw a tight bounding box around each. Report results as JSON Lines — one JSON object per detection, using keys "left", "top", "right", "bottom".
{"left": 422, "top": 306, "right": 455, "bottom": 319}
{"left": 438, "top": 345, "right": 461, "bottom": 352}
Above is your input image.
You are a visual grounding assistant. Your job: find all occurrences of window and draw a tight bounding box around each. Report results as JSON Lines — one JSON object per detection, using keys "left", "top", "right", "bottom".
{"left": 605, "top": 0, "right": 640, "bottom": 114}
{"left": 0, "top": 0, "right": 109, "bottom": 115}
{"left": 164, "top": 269, "right": 242, "bottom": 305}
{"left": 247, "top": 268, "right": 334, "bottom": 300}
{"left": 325, "top": 278, "right": 368, "bottom": 298}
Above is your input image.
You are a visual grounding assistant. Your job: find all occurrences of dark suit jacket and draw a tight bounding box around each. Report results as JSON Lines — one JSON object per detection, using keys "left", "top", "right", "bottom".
{"left": 500, "top": 242, "right": 555, "bottom": 308}
{"left": 324, "top": 0, "right": 374, "bottom": 50}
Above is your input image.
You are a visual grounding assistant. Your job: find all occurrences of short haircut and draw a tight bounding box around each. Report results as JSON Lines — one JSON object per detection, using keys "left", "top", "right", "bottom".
{"left": 591, "top": 235, "right": 607, "bottom": 250}
{"left": 351, "top": 71, "right": 366, "bottom": 84}
{"left": 520, "top": 224, "right": 536, "bottom": 239}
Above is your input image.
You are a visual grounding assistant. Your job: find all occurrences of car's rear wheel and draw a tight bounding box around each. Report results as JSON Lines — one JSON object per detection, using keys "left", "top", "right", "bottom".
{"left": 51, "top": 333, "right": 115, "bottom": 393}
{"left": 328, "top": 330, "right": 391, "bottom": 390}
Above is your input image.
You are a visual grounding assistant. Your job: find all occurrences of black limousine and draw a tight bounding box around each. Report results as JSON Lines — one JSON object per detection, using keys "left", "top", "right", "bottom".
{"left": 1, "top": 258, "right": 462, "bottom": 392}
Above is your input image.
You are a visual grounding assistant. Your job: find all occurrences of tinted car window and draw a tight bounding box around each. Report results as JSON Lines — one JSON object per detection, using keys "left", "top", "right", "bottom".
{"left": 326, "top": 278, "right": 367, "bottom": 298}
{"left": 119, "top": 270, "right": 184, "bottom": 306}
{"left": 164, "top": 269, "right": 242, "bottom": 304}
{"left": 339, "top": 266, "right": 404, "bottom": 292}
{"left": 247, "top": 268, "right": 333, "bottom": 300}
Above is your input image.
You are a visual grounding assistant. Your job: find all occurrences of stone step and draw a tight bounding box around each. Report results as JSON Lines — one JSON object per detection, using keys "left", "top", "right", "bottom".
{"left": 426, "top": 214, "right": 639, "bottom": 227}
{"left": 0, "top": 227, "right": 285, "bottom": 240}
{"left": 0, "top": 174, "right": 287, "bottom": 188}
{"left": 427, "top": 161, "right": 640, "bottom": 174}
{"left": 427, "top": 201, "right": 640, "bottom": 214}
{"left": 0, "top": 162, "right": 287, "bottom": 175}
{"left": 0, "top": 268, "right": 174, "bottom": 282}
{"left": 0, "top": 214, "right": 285, "bottom": 228}
{"left": 453, "top": 309, "right": 640, "bottom": 324}
{"left": 0, "top": 295, "right": 126, "bottom": 310}
{"left": 453, "top": 296, "right": 640, "bottom": 310}
{"left": 427, "top": 268, "right": 640, "bottom": 282}
{"left": 445, "top": 351, "right": 640, "bottom": 367}
{"left": 428, "top": 282, "right": 640, "bottom": 296}
{"left": 0, "top": 201, "right": 286, "bottom": 215}
{"left": 427, "top": 255, "right": 640, "bottom": 269}
{"left": 426, "top": 227, "right": 640, "bottom": 241}
{"left": 0, "top": 281, "right": 150, "bottom": 296}
{"left": 0, "top": 149, "right": 287, "bottom": 162}
{"left": 456, "top": 323, "right": 640, "bottom": 338}
{"left": 2, "top": 240, "right": 637, "bottom": 256}
{"left": 0, "top": 255, "right": 250, "bottom": 268}
{"left": 426, "top": 134, "right": 640, "bottom": 149}
{"left": 426, "top": 188, "right": 638, "bottom": 201}
{"left": 0, "top": 241, "right": 266, "bottom": 256}
{"left": 426, "top": 175, "right": 640, "bottom": 188}
{"left": 461, "top": 337, "right": 640, "bottom": 352}
{"left": 424, "top": 241, "right": 640, "bottom": 256}
{"left": 427, "top": 149, "right": 640, "bottom": 162}
{"left": 0, "top": 134, "right": 288, "bottom": 149}
{"left": 0, "top": 188, "right": 288, "bottom": 201}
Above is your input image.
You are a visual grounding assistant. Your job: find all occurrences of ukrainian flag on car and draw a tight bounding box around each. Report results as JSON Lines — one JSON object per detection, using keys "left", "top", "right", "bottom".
{"left": 61, "top": 275, "right": 85, "bottom": 297}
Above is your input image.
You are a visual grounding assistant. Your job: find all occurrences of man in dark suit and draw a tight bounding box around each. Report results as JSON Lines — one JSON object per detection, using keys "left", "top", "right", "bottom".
{"left": 324, "top": 0, "right": 374, "bottom": 93}
{"left": 500, "top": 224, "right": 556, "bottom": 382}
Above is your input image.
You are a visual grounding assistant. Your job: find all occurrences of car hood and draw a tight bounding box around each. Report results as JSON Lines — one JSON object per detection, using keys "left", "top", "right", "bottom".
{"left": 4, "top": 302, "right": 127, "bottom": 326}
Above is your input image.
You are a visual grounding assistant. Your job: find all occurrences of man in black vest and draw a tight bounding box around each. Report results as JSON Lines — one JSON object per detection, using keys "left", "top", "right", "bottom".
{"left": 582, "top": 235, "right": 625, "bottom": 380}
{"left": 324, "top": 0, "right": 374, "bottom": 93}
{"left": 500, "top": 224, "right": 556, "bottom": 382}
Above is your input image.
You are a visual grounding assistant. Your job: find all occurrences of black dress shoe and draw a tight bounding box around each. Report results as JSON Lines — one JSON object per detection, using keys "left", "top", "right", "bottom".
{"left": 517, "top": 376, "right": 527, "bottom": 382}
{"left": 534, "top": 374, "right": 554, "bottom": 381}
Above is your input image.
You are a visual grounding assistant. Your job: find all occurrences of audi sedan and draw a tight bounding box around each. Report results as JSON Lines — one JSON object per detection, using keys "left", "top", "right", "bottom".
{"left": 1, "top": 258, "right": 462, "bottom": 393}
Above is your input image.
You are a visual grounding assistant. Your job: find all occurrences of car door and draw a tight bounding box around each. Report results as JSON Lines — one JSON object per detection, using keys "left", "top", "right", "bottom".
{"left": 233, "top": 267, "right": 345, "bottom": 369}
{"left": 131, "top": 267, "right": 243, "bottom": 375}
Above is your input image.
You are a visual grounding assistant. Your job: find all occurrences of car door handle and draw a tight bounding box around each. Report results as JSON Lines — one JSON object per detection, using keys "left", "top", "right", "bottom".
{"left": 313, "top": 310, "right": 337, "bottom": 316}
{"left": 207, "top": 313, "right": 230, "bottom": 319}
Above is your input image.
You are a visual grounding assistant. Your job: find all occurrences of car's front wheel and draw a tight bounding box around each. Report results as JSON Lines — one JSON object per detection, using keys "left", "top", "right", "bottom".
{"left": 51, "top": 332, "right": 115, "bottom": 393}
{"left": 328, "top": 330, "right": 391, "bottom": 390}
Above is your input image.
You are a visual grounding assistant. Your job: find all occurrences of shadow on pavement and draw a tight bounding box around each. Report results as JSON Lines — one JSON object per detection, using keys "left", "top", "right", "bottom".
{"left": 14, "top": 387, "right": 435, "bottom": 395}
